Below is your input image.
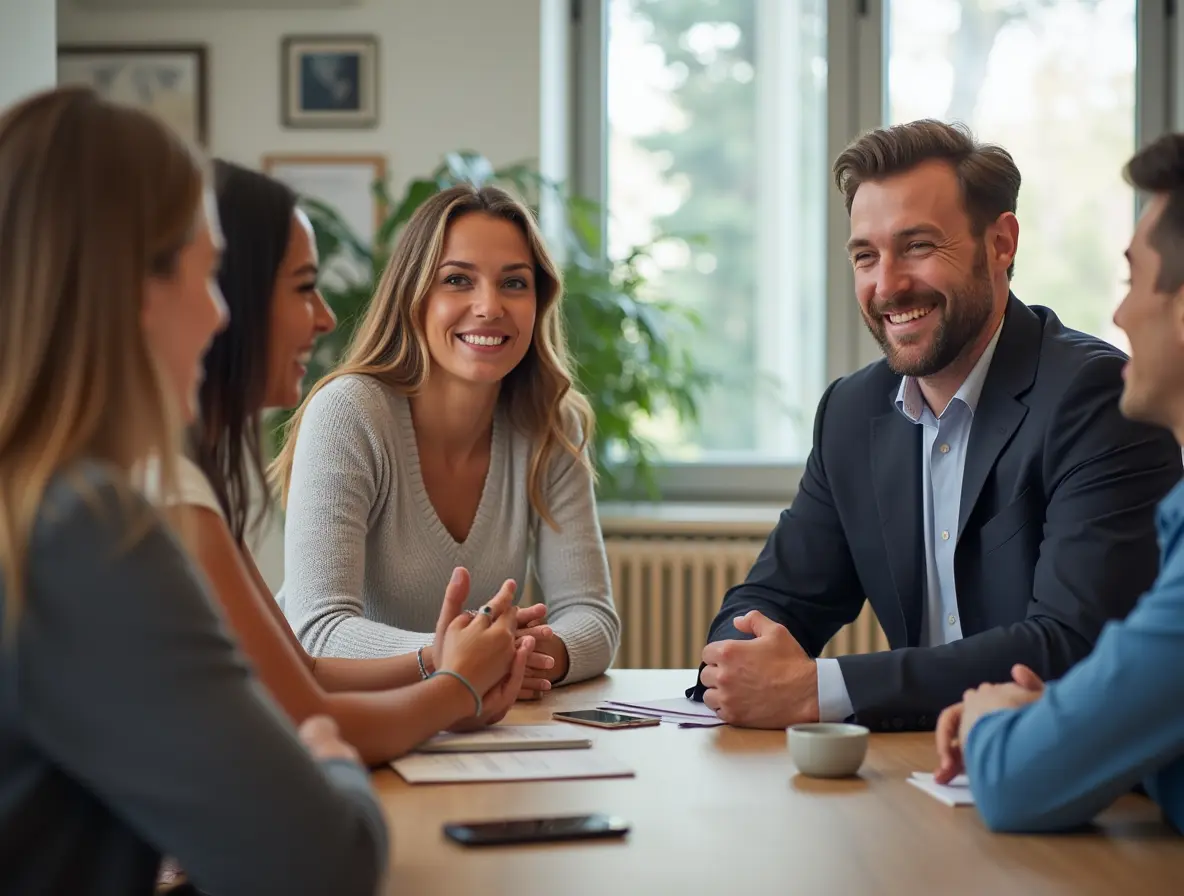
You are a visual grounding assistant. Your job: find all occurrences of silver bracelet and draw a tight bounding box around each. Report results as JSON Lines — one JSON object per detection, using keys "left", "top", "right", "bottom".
{"left": 416, "top": 645, "right": 430, "bottom": 680}
{"left": 430, "top": 669, "right": 482, "bottom": 718}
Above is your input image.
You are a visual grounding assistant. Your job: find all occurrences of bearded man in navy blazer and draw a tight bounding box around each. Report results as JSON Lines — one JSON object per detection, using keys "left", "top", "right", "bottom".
{"left": 690, "top": 119, "right": 1183, "bottom": 731}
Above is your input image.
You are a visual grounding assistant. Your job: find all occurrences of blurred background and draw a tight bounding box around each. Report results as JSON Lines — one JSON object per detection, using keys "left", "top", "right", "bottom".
{"left": 3, "top": 0, "right": 1180, "bottom": 666}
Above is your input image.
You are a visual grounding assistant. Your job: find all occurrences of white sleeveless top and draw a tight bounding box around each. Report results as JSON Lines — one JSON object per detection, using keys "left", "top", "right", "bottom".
{"left": 167, "top": 456, "right": 225, "bottom": 519}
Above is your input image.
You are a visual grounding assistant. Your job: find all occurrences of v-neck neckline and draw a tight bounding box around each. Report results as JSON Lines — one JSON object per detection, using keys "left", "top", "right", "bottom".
{"left": 396, "top": 393, "right": 502, "bottom": 553}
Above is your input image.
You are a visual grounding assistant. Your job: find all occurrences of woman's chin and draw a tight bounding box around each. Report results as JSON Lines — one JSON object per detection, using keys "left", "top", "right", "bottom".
{"left": 277, "top": 382, "right": 303, "bottom": 410}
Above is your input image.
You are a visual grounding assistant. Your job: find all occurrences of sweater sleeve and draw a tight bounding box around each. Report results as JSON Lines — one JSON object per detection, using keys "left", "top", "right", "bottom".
{"left": 20, "top": 468, "right": 387, "bottom": 896}
{"left": 533, "top": 416, "right": 621, "bottom": 683}
{"left": 282, "top": 379, "right": 432, "bottom": 658}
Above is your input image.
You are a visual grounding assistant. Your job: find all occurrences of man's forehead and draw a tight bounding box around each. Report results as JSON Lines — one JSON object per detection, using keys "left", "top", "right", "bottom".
{"left": 849, "top": 161, "right": 965, "bottom": 233}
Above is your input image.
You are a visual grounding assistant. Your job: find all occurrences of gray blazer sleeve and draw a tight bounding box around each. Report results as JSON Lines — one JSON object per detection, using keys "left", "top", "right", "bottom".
{"left": 19, "top": 472, "right": 387, "bottom": 896}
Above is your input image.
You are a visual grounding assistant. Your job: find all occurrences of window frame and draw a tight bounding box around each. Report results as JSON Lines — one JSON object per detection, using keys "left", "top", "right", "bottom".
{"left": 570, "top": 0, "right": 1179, "bottom": 506}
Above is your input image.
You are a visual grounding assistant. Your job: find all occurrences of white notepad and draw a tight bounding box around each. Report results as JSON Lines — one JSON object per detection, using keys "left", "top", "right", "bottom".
{"left": 598, "top": 698, "right": 725, "bottom": 728}
{"left": 415, "top": 725, "right": 591, "bottom": 753}
{"left": 391, "top": 749, "right": 635, "bottom": 784}
{"left": 908, "top": 772, "right": 975, "bottom": 806}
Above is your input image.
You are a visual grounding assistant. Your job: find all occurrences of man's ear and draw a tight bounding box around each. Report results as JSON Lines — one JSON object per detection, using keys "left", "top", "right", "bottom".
{"left": 1170, "top": 285, "right": 1184, "bottom": 349}
{"left": 989, "top": 212, "right": 1019, "bottom": 274}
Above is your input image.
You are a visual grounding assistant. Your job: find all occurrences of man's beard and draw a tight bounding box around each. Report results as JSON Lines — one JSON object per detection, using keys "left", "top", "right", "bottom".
{"left": 863, "top": 244, "right": 995, "bottom": 378}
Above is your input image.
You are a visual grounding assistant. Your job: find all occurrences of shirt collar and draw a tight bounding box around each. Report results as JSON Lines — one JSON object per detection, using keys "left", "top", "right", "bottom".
{"left": 895, "top": 317, "right": 1005, "bottom": 423}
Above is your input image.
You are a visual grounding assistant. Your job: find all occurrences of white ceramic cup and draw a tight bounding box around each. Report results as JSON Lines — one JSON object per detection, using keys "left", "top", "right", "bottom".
{"left": 787, "top": 722, "right": 870, "bottom": 778}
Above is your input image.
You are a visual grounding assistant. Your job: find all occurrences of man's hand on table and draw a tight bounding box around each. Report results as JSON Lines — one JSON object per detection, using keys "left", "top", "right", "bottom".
{"left": 700, "top": 610, "right": 820, "bottom": 728}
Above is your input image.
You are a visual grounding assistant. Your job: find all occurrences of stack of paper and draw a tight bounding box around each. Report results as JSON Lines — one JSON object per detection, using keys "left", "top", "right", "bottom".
{"left": 416, "top": 725, "right": 591, "bottom": 753}
{"left": 597, "top": 697, "right": 725, "bottom": 728}
{"left": 392, "top": 750, "right": 635, "bottom": 784}
{"left": 907, "top": 772, "right": 975, "bottom": 806}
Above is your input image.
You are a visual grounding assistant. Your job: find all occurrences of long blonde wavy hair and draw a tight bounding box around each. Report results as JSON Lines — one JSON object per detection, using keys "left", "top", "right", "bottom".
{"left": 271, "top": 183, "right": 594, "bottom": 529}
{"left": 0, "top": 86, "right": 205, "bottom": 615}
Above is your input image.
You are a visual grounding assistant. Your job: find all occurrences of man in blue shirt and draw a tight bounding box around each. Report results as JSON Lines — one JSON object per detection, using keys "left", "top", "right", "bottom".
{"left": 690, "top": 120, "right": 1183, "bottom": 731}
{"left": 935, "top": 132, "right": 1184, "bottom": 833}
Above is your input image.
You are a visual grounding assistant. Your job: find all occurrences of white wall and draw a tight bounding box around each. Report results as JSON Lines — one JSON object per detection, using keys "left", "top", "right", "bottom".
{"left": 57, "top": 0, "right": 544, "bottom": 195}
{"left": 0, "top": 0, "right": 57, "bottom": 110}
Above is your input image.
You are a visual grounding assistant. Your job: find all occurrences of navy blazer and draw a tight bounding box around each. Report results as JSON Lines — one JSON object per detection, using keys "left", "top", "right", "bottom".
{"left": 691, "top": 295, "right": 1183, "bottom": 731}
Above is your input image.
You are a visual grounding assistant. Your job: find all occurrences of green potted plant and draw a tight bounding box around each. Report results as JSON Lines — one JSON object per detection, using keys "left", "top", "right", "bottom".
{"left": 273, "top": 151, "right": 712, "bottom": 497}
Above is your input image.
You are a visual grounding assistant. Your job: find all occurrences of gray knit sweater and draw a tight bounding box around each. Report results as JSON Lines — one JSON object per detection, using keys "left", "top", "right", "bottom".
{"left": 278, "top": 375, "right": 620, "bottom": 684}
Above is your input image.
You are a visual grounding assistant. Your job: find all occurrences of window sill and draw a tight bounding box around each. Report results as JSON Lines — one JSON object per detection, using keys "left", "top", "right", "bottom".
{"left": 606, "top": 462, "right": 806, "bottom": 506}
{"left": 598, "top": 500, "right": 785, "bottom": 538}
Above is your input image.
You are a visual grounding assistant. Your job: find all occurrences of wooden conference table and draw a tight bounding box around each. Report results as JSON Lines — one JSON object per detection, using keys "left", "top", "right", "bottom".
{"left": 371, "top": 670, "right": 1184, "bottom": 895}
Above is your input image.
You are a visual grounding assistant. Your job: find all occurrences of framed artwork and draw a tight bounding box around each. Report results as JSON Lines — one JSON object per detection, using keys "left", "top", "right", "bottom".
{"left": 281, "top": 35, "right": 378, "bottom": 129}
{"left": 261, "top": 153, "right": 387, "bottom": 246}
{"left": 57, "top": 44, "right": 208, "bottom": 146}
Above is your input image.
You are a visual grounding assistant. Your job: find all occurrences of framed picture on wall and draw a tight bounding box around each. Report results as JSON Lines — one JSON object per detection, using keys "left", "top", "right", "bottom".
{"left": 281, "top": 35, "right": 379, "bottom": 129}
{"left": 261, "top": 153, "right": 387, "bottom": 246}
{"left": 57, "top": 44, "right": 208, "bottom": 146}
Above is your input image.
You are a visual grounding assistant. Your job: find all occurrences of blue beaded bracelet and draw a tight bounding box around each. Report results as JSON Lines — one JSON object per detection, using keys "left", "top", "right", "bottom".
{"left": 416, "top": 646, "right": 430, "bottom": 680}
{"left": 430, "top": 669, "right": 482, "bottom": 718}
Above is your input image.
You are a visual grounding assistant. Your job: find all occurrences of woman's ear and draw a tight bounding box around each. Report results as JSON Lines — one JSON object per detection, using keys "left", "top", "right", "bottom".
{"left": 141, "top": 275, "right": 168, "bottom": 342}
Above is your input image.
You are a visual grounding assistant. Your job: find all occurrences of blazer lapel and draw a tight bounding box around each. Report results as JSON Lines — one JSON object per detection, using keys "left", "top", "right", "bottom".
{"left": 957, "top": 295, "right": 1040, "bottom": 540}
{"left": 871, "top": 406, "right": 924, "bottom": 646}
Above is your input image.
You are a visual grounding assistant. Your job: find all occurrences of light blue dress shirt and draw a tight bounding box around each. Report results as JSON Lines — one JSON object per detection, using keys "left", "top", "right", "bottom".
{"left": 816, "top": 322, "right": 1005, "bottom": 722}
{"left": 965, "top": 476, "right": 1184, "bottom": 833}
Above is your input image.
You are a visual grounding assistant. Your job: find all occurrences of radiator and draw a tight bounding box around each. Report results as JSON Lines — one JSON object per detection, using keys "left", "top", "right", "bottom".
{"left": 605, "top": 535, "right": 888, "bottom": 669}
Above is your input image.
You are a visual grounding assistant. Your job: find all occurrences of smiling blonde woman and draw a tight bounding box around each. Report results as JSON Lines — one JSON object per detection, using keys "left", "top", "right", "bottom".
{"left": 272, "top": 184, "right": 620, "bottom": 690}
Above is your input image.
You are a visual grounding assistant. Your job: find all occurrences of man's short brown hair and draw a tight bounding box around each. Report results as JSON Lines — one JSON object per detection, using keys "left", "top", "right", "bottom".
{"left": 1124, "top": 133, "right": 1184, "bottom": 294}
{"left": 833, "top": 119, "right": 1021, "bottom": 278}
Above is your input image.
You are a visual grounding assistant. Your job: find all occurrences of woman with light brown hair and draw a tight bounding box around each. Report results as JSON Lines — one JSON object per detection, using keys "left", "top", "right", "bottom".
{"left": 0, "top": 86, "right": 387, "bottom": 895}
{"left": 274, "top": 184, "right": 620, "bottom": 689}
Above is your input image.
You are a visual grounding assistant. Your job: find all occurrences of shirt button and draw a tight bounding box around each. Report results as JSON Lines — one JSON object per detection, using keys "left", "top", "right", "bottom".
{"left": 939, "top": 443, "right": 950, "bottom": 454}
{"left": 948, "top": 614, "right": 957, "bottom": 626}
{"left": 941, "top": 530, "right": 950, "bottom": 541}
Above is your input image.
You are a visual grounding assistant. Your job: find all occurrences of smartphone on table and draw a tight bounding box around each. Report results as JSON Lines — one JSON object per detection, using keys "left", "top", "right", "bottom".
{"left": 444, "top": 813, "right": 631, "bottom": 847}
{"left": 551, "top": 709, "right": 661, "bottom": 729}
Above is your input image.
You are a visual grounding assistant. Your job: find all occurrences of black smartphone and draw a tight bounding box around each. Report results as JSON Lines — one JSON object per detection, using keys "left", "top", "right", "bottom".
{"left": 551, "top": 709, "right": 661, "bottom": 729}
{"left": 443, "top": 813, "right": 630, "bottom": 847}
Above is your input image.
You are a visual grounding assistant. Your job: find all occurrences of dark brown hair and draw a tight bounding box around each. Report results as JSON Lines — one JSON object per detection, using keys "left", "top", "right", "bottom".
{"left": 192, "top": 160, "right": 296, "bottom": 546}
{"left": 1124, "top": 133, "right": 1184, "bottom": 294}
{"left": 833, "top": 119, "right": 1021, "bottom": 278}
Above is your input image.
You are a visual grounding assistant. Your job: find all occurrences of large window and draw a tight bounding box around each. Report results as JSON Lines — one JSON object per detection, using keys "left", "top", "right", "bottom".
{"left": 587, "top": 0, "right": 1175, "bottom": 498}
{"left": 605, "top": 0, "right": 828, "bottom": 463}
{"left": 887, "top": 0, "right": 1138, "bottom": 349}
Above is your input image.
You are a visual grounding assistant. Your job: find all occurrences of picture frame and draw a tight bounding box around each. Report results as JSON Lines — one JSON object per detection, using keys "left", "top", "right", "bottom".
{"left": 261, "top": 153, "right": 388, "bottom": 246}
{"left": 281, "top": 35, "right": 379, "bottom": 129}
{"left": 56, "top": 44, "right": 208, "bottom": 146}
